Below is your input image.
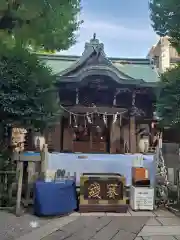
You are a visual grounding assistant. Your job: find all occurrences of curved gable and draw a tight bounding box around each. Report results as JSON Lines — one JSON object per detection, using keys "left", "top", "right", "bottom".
{"left": 39, "top": 34, "right": 159, "bottom": 86}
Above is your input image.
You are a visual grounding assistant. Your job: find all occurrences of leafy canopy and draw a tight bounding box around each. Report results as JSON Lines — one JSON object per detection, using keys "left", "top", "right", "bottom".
{"left": 0, "top": 1, "right": 82, "bottom": 129}
{"left": 149, "top": 0, "right": 180, "bottom": 52}
{"left": 0, "top": 0, "right": 82, "bottom": 51}
{"left": 0, "top": 44, "right": 61, "bottom": 129}
{"left": 156, "top": 65, "right": 180, "bottom": 127}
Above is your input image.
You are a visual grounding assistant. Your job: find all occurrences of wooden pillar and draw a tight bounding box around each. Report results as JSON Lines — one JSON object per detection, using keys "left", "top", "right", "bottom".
{"left": 44, "top": 116, "right": 62, "bottom": 152}
{"left": 60, "top": 116, "right": 64, "bottom": 151}
{"left": 51, "top": 118, "right": 62, "bottom": 152}
{"left": 110, "top": 121, "right": 115, "bottom": 154}
{"left": 24, "top": 128, "right": 34, "bottom": 151}
{"left": 16, "top": 161, "right": 24, "bottom": 216}
{"left": 129, "top": 116, "right": 136, "bottom": 153}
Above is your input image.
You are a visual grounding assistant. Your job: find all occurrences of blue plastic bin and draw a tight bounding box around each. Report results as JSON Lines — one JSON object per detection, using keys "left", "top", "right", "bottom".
{"left": 34, "top": 180, "right": 77, "bottom": 216}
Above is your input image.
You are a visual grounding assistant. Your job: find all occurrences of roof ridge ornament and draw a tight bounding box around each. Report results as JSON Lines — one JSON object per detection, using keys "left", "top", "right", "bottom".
{"left": 89, "top": 32, "right": 99, "bottom": 45}
{"left": 84, "top": 33, "right": 105, "bottom": 54}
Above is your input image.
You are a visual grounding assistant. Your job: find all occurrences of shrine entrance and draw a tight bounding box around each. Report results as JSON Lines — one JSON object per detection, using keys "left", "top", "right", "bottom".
{"left": 67, "top": 107, "right": 127, "bottom": 154}
{"left": 71, "top": 111, "right": 110, "bottom": 153}
{"left": 60, "top": 74, "right": 131, "bottom": 154}
{"left": 54, "top": 71, "right": 156, "bottom": 154}
{"left": 52, "top": 35, "right": 157, "bottom": 154}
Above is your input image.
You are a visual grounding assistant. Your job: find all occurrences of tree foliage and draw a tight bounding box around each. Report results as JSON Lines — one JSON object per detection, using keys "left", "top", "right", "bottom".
{"left": 149, "top": 0, "right": 180, "bottom": 52}
{"left": 156, "top": 65, "right": 180, "bottom": 127}
{"left": 0, "top": 44, "right": 61, "bottom": 130}
{"left": 0, "top": 0, "right": 82, "bottom": 51}
{"left": 0, "top": 1, "right": 82, "bottom": 128}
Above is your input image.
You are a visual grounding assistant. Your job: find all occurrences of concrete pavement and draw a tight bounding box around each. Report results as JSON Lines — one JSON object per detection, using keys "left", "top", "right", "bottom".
{"left": 40, "top": 209, "right": 180, "bottom": 240}
{"left": 2, "top": 209, "right": 180, "bottom": 240}
{"left": 0, "top": 210, "right": 54, "bottom": 240}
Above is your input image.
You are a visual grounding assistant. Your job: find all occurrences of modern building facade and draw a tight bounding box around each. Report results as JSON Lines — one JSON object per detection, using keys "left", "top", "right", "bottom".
{"left": 147, "top": 36, "right": 180, "bottom": 73}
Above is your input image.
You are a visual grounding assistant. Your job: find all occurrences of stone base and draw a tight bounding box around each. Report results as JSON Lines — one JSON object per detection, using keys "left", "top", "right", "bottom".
{"left": 79, "top": 204, "right": 128, "bottom": 213}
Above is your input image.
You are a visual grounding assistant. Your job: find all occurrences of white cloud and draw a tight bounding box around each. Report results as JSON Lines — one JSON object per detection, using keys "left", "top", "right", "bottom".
{"left": 81, "top": 20, "right": 157, "bottom": 41}
{"left": 59, "top": 13, "right": 159, "bottom": 57}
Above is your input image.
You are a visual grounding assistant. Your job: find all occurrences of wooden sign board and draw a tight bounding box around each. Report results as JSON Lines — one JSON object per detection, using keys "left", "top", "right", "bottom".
{"left": 84, "top": 179, "right": 123, "bottom": 200}
{"left": 79, "top": 173, "right": 128, "bottom": 213}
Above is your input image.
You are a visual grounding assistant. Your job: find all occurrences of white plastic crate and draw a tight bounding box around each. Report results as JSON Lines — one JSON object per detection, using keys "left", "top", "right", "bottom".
{"left": 130, "top": 186, "right": 154, "bottom": 211}
{"left": 132, "top": 154, "right": 144, "bottom": 167}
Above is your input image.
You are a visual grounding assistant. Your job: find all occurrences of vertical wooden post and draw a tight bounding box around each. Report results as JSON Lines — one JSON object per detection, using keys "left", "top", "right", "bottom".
{"left": 40, "top": 144, "right": 48, "bottom": 180}
{"left": 16, "top": 161, "right": 23, "bottom": 216}
{"left": 90, "top": 130, "right": 92, "bottom": 152}
{"left": 110, "top": 119, "right": 113, "bottom": 153}
{"left": 25, "top": 161, "right": 36, "bottom": 206}
{"left": 159, "top": 132, "right": 163, "bottom": 149}
{"left": 60, "top": 116, "right": 64, "bottom": 151}
{"left": 129, "top": 116, "right": 136, "bottom": 153}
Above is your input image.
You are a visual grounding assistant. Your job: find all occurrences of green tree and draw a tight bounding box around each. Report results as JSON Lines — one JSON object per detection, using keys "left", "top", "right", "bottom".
{"left": 156, "top": 65, "right": 180, "bottom": 127}
{"left": 149, "top": 0, "right": 180, "bottom": 127}
{"left": 0, "top": 44, "right": 60, "bottom": 130}
{"left": 0, "top": 1, "right": 82, "bottom": 175}
{"left": 0, "top": 0, "right": 82, "bottom": 51}
{"left": 149, "top": 0, "right": 180, "bottom": 51}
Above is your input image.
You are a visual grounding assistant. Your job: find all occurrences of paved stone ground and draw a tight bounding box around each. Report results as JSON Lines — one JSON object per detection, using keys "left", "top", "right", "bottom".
{"left": 43, "top": 215, "right": 148, "bottom": 240}
{"left": 2, "top": 209, "right": 180, "bottom": 240}
{"left": 0, "top": 210, "right": 53, "bottom": 240}
{"left": 41, "top": 209, "right": 180, "bottom": 240}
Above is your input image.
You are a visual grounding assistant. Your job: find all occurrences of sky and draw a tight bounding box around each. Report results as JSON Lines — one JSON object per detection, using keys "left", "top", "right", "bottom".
{"left": 60, "top": 0, "right": 159, "bottom": 58}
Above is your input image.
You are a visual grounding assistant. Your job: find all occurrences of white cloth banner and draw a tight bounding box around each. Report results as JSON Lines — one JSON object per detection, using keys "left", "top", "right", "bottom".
{"left": 47, "top": 153, "right": 155, "bottom": 186}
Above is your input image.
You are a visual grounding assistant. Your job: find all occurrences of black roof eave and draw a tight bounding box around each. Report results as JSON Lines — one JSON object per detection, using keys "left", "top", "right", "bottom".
{"left": 56, "top": 76, "right": 158, "bottom": 88}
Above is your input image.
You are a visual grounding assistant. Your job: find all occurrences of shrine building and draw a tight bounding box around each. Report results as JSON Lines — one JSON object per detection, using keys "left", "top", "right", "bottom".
{"left": 39, "top": 35, "right": 159, "bottom": 154}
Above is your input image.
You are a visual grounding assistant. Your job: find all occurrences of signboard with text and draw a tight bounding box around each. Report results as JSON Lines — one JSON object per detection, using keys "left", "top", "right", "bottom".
{"left": 79, "top": 173, "right": 128, "bottom": 213}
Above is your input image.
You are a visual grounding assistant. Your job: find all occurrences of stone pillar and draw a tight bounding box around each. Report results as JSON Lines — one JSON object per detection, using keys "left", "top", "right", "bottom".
{"left": 129, "top": 116, "right": 136, "bottom": 153}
